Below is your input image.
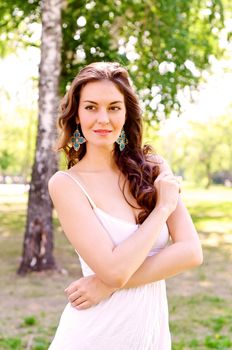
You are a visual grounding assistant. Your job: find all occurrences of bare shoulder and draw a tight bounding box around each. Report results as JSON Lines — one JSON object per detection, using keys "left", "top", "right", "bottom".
{"left": 48, "top": 170, "right": 67, "bottom": 192}
{"left": 147, "top": 154, "right": 173, "bottom": 174}
{"left": 48, "top": 170, "right": 77, "bottom": 190}
{"left": 48, "top": 170, "right": 85, "bottom": 205}
{"left": 48, "top": 171, "right": 66, "bottom": 198}
{"left": 47, "top": 169, "right": 119, "bottom": 286}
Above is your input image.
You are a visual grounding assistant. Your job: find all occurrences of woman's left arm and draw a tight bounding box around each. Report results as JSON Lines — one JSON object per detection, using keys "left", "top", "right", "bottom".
{"left": 66, "top": 157, "right": 203, "bottom": 308}
{"left": 122, "top": 195, "right": 203, "bottom": 288}
{"left": 66, "top": 196, "right": 203, "bottom": 308}
{"left": 123, "top": 156, "right": 203, "bottom": 287}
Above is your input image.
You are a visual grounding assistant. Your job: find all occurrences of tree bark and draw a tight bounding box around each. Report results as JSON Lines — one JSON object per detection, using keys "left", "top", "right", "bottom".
{"left": 18, "top": 0, "right": 62, "bottom": 275}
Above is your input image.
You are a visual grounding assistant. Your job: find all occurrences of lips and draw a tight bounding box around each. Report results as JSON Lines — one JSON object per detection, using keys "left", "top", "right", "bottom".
{"left": 93, "top": 129, "right": 112, "bottom": 135}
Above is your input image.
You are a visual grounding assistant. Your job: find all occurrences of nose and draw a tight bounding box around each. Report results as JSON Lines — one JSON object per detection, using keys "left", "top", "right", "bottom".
{"left": 97, "top": 108, "right": 110, "bottom": 124}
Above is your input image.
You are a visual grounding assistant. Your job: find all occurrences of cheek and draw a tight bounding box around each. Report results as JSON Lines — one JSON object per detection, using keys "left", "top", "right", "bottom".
{"left": 117, "top": 113, "right": 126, "bottom": 127}
{"left": 78, "top": 111, "right": 93, "bottom": 127}
{"left": 113, "top": 108, "right": 126, "bottom": 123}
{"left": 80, "top": 119, "right": 93, "bottom": 131}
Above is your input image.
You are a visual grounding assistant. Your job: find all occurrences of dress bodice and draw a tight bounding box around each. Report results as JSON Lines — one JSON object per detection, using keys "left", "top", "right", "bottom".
{"left": 79, "top": 206, "right": 169, "bottom": 276}
{"left": 57, "top": 171, "right": 169, "bottom": 277}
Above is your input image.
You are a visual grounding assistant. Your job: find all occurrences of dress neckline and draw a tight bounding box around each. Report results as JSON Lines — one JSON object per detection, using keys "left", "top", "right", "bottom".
{"left": 58, "top": 170, "right": 139, "bottom": 226}
{"left": 94, "top": 207, "right": 139, "bottom": 227}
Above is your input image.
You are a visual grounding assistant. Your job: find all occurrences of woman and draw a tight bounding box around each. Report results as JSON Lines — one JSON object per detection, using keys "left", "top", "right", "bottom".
{"left": 48, "top": 62, "right": 203, "bottom": 349}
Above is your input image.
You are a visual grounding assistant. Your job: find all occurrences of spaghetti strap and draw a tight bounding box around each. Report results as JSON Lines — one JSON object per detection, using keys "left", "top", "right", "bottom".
{"left": 57, "top": 171, "right": 97, "bottom": 209}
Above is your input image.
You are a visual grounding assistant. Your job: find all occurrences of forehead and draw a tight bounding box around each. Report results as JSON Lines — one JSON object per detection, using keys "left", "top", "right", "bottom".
{"left": 79, "top": 80, "right": 124, "bottom": 102}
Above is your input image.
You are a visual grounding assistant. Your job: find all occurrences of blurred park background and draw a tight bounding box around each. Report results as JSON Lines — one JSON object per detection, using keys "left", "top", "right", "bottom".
{"left": 0, "top": 0, "right": 232, "bottom": 349}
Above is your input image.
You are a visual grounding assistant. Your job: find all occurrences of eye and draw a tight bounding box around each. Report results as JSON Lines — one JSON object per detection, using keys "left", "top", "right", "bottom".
{"left": 85, "top": 105, "right": 95, "bottom": 110}
{"left": 110, "top": 106, "right": 121, "bottom": 111}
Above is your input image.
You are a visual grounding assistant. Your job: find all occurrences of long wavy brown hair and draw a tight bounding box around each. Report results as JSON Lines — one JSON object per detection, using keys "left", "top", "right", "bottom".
{"left": 56, "top": 62, "right": 161, "bottom": 224}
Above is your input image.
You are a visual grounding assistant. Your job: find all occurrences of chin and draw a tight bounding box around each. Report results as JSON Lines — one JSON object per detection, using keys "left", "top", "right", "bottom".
{"left": 87, "top": 141, "right": 115, "bottom": 150}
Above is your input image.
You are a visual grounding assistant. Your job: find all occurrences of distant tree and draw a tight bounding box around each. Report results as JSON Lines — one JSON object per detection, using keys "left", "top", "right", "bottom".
{"left": 17, "top": 0, "right": 62, "bottom": 275}
{"left": 61, "top": 0, "right": 226, "bottom": 119}
{"left": 0, "top": 0, "right": 228, "bottom": 119}
{"left": 155, "top": 113, "right": 232, "bottom": 188}
{"left": 0, "top": 107, "right": 37, "bottom": 180}
{"left": 186, "top": 115, "right": 232, "bottom": 188}
{"left": 0, "top": 150, "right": 15, "bottom": 181}
{"left": 0, "top": 0, "right": 230, "bottom": 273}
{"left": 189, "top": 123, "right": 222, "bottom": 188}
{"left": 0, "top": 0, "right": 40, "bottom": 56}
{"left": 218, "top": 113, "right": 232, "bottom": 171}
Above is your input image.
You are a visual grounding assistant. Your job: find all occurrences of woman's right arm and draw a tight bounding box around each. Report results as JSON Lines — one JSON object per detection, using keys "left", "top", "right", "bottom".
{"left": 48, "top": 171, "right": 179, "bottom": 288}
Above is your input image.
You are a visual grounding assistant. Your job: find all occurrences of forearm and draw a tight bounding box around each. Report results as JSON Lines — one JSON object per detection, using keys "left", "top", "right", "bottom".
{"left": 108, "top": 205, "right": 170, "bottom": 286}
{"left": 66, "top": 242, "right": 202, "bottom": 309}
{"left": 122, "top": 241, "right": 203, "bottom": 289}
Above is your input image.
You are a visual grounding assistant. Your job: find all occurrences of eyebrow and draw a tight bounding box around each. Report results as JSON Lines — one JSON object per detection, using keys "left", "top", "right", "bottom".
{"left": 82, "top": 100, "right": 124, "bottom": 105}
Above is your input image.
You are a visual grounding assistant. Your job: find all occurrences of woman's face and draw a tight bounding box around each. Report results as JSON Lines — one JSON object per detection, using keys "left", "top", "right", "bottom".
{"left": 77, "top": 80, "right": 126, "bottom": 150}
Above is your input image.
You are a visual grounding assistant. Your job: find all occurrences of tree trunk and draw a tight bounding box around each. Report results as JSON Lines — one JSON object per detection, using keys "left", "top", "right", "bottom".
{"left": 18, "top": 0, "right": 62, "bottom": 275}
{"left": 205, "top": 162, "right": 212, "bottom": 189}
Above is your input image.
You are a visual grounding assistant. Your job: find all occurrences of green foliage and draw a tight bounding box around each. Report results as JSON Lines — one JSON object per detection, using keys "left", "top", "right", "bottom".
{"left": 1, "top": 186, "right": 232, "bottom": 349}
{"left": 0, "top": 337, "right": 22, "bottom": 350}
{"left": 61, "top": 0, "right": 225, "bottom": 119}
{"left": 204, "top": 334, "right": 232, "bottom": 348}
{"left": 0, "top": 108, "right": 37, "bottom": 179}
{"left": 23, "top": 315, "right": 37, "bottom": 326}
{"left": 152, "top": 113, "right": 232, "bottom": 188}
{"left": 184, "top": 115, "right": 232, "bottom": 187}
{"left": 32, "top": 338, "right": 50, "bottom": 350}
{"left": 208, "top": 316, "right": 232, "bottom": 332}
{"left": 172, "top": 334, "right": 232, "bottom": 350}
{"left": 0, "top": 0, "right": 40, "bottom": 56}
{"left": 0, "top": 0, "right": 229, "bottom": 121}
{"left": 189, "top": 338, "right": 200, "bottom": 347}
{"left": 0, "top": 337, "right": 49, "bottom": 350}
{"left": 0, "top": 150, "right": 15, "bottom": 172}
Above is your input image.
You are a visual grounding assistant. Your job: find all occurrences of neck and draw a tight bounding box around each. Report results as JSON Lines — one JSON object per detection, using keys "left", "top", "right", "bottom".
{"left": 81, "top": 144, "right": 118, "bottom": 172}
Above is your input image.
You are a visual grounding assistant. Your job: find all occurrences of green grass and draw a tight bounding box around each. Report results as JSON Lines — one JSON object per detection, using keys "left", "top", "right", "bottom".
{"left": 0, "top": 184, "right": 232, "bottom": 349}
{"left": 0, "top": 337, "right": 50, "bottom": 350}
{"left": 23, "top": 316, "right": 37, "bottom": 326}
{"left": 167, "top": 185, "right": 232, "bottom": 350}
{"left": 0, "top": 338, "right": 22, "bottom": 350}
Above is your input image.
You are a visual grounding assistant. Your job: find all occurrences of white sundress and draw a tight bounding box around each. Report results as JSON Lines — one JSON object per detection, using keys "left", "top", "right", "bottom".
{"left": 48, "top": 171, "right": 171, "bottom": 350}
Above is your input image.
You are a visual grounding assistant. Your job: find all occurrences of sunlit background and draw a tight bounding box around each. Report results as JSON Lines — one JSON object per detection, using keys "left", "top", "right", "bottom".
{"left": 1, "top": 19, "right": 232, "bottom": 188}
{"left": 0, "top": 1, "right": 232, "bottom": 349}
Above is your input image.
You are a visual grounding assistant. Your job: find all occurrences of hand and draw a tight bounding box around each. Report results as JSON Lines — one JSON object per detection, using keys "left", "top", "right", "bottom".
{"left": 65, "top": 275, "right": 117, "bottom": 310}
{"left": 154, "top": 170, "right": 181, "bottom": 215}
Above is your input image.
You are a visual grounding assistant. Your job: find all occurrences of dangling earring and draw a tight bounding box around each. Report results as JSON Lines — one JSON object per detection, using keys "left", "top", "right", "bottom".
{"left": 116, "top": 128, "right": 128, "bottom": 151}
{"left": 71, "top": 124, "right": 86, "bottom": 151}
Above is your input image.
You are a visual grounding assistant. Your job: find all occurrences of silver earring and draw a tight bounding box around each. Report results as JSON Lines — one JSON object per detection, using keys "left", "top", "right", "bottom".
{"left": 116, "top": 128, "right": 128, "bottom": 151}
{"left": 71, "top": 124, "right": 86, "bottom": 151}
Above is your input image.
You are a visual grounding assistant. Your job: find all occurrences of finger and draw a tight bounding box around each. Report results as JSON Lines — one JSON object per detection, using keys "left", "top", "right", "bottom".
{"left": 76, "top": 301, "right": 92, "bottom": 310}
{"left": 169, "top": 176, "right": 180, "bottom": 183}
{"left": 169, "top": 178, "right": 181, "bottom": 188}
{"left": 65, "top": 277, "right": 85, "bottom": 292}
{"left": 157, "top": 170, "right": 172, "bottom": 178}
{"left": 173, "top": 175, "right": 182, "bottom": 183}
{"left": 154, "top": 172, "right": 173, "bottom": 182}
{"left": 65, "top": 283, "right": 79, "bottom": 295}
{"left": 64, "top": 284, "right": 74, "bottom": 294}
{"left": 171, "top": 178, "right": 182, "bottom": 193}
{"left": 68, "top": 290, "right": 82, "bottom": 303}
{"left": 71, "top": 296, "right": 86, "bottom": 307}
{"left": 173, "top": 176, "right": 182, "bottom": 188}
